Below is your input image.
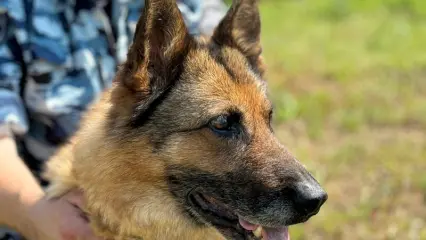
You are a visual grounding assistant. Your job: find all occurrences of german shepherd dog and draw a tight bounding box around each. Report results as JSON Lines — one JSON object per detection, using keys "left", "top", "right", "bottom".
{"left": 44, "top": 0, "right": 327, "bottom": 239}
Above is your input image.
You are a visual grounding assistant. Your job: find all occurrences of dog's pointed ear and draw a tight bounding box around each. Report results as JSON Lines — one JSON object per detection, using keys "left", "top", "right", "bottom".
{"left": 212, "top": 0, "right": 264, "bottom": 76}
{"left": 122, "top": 0, "right": 192, "bottom": 93}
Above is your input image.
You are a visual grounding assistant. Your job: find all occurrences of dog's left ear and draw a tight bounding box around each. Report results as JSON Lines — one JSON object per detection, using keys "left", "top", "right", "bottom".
{"left": 122, "top": 0, "right": 192, "bottom": 94}
{"left": 118, "top": 0, "right": 193, "bottom": 125}
{"left": 212, "top": 0, "right": 264, "bottom": 76}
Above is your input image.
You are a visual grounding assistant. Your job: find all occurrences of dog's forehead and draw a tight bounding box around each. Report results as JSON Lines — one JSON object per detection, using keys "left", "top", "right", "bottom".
{"left": 180, "top": 44, "right": 270, "bottom": 114}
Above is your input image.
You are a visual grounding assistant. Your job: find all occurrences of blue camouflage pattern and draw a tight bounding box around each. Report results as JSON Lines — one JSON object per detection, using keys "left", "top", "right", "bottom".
{"left": 0, "top": 0, "right": 227, "bottom": 165}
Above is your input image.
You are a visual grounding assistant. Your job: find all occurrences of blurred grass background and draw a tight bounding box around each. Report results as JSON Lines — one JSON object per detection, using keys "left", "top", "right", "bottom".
{"left": 226, "top": 0, "right": 426, "bottom": 239}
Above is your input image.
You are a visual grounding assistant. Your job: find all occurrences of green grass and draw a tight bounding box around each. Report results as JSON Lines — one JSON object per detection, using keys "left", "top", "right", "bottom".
{"left": 256, "top": 0, "right": 426, "bottom": 239}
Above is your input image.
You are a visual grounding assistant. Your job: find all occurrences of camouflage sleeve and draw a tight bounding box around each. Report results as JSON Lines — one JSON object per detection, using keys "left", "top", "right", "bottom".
{"left": 177, "top": 0, "right": 228, "bottom": 36}
{"left": 0, "top": 1, "right": 29, "bottom": 137}
{"left": 177, "top": 0, "right": 203, "bottom": 35}
{"left": 198, "top": 0, "right": 227, "bottom": 36}
{"left": 112, "top": 0, "right": 207, "bottom": 64}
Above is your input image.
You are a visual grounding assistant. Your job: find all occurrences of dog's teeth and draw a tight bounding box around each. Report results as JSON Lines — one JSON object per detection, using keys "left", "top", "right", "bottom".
{"left": 253, "top": 226, "right": 263, "bottom": 238}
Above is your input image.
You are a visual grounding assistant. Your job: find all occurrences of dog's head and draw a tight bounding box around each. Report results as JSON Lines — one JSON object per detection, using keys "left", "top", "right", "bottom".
{"left": 106, "top": 0, "right": 327, "bottom": 239}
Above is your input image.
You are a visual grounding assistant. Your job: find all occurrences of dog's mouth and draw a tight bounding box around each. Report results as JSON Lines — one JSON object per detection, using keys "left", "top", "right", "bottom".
{"left": 188, "top": 192, "right": 290, "bottom": 240}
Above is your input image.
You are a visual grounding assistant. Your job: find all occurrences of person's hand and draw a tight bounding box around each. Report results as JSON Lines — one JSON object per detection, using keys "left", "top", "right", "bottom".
{"left": 0, "top": 136, "right": 101, "bottom": 240}
{"left": 28, "top": 189, "right": 102, "bottom": 240}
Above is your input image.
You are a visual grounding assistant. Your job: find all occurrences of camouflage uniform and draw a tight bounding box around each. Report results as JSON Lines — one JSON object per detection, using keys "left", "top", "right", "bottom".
{"left": 0, "top": 0, "right": 226, "bottom": 239}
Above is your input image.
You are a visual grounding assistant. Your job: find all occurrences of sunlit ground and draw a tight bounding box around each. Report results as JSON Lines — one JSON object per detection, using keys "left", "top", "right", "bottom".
{"left": 254, "top": 0, "right": 426, "bottom": 239}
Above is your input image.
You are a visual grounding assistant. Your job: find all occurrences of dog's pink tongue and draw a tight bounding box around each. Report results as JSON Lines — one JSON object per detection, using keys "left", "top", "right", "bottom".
{"left": 238, "top": 219, "right": 258, "bottom": 231}
{"left": 238, "top": 219, "right": 290, "bottom": 240}
{"left": 262, "top": 227, "right": 290, "bottom": 240}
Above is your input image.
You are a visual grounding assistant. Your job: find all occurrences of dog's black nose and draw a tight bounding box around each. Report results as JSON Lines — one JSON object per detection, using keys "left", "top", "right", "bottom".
{"left": 293, "top": 185, "right": 327, "bottom": 216}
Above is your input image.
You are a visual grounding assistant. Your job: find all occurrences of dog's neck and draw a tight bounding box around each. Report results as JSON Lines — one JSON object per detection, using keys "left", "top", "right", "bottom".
{"left": 83, "top": 181, "right": 222, "bottom": 239}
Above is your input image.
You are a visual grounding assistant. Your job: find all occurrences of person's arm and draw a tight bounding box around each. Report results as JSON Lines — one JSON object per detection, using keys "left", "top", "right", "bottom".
{"left": 0, "top": 136, "right": 44, "bottom": 239}
{"left": 0, "top": 2, "right": 101, "bottom": 239}
{"left": 0, "top": 1, "right": 38, "bottom": 235}
{"left": 0, "top": 137, "right": 102, "bottom": 240}
{"left": 0, "top": 2, "right": 41, "bottom": 236}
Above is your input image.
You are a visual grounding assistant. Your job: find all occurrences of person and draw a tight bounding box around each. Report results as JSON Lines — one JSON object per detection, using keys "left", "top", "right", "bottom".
{"left": 0, "top": 0, "right": 227, "bottom": 239}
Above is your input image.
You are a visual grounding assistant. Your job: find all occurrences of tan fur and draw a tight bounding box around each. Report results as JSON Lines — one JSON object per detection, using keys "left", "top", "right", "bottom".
{"left": 44, "top": 46, "right": 269, "bottom": 239}
{"left": 44, "top": 89, "right": 223, "bottom": 239}
{"left": 43, "top": 1, "right": 325, "bottom": 239}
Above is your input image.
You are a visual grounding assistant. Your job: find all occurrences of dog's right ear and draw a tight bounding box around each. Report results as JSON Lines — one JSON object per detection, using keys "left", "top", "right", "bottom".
{"left": 212, "top": 0, "right": 264, "bottom": 76}
{"left": 121, "top": 0, "right": 193, "bottom": 99}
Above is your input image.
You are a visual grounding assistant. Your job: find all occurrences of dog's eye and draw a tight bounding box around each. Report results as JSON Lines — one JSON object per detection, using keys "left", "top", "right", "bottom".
{"left": 211, "top": 115, "right": 229, "bottom": 130}
{"left": 209, "top": 114, "right": 240, "bottom": 137}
